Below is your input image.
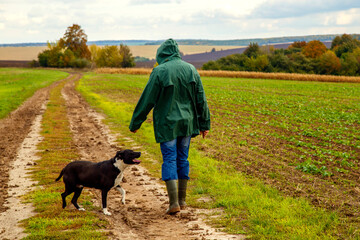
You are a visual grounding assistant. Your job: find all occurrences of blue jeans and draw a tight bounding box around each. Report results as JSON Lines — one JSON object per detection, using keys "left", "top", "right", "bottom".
{"left": 160, "top": 136, "right": 191, "bottom": 181}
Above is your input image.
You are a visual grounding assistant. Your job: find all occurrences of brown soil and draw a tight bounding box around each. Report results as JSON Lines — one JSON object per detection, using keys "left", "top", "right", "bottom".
{"left": 0, "top": 72, "right": 243, "bottom": 239}
{"left": 0, "top": 77, "right": 66, "bottom": 212}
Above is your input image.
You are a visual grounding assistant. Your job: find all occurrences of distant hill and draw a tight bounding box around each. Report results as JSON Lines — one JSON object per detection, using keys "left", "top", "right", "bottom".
{"left": 0, "top": 40, "right": 151, "bottom": 47}
{"left": 144, "top": 34, "right": 360, "bottom": 46}
{"left": 1, "top": 34, "right": 359, "bottom": 47}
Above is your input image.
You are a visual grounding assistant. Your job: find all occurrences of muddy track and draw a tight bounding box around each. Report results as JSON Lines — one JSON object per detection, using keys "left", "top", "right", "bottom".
{"left": 0, "top": 72, "right": 243, "bottom": 239}
{"left": 0, "top": 76, "right": 70, "bottom": 213}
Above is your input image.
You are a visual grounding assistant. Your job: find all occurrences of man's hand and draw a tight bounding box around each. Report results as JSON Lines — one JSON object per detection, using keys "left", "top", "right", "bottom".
{"left": 200, "top": 130, "right": 209, "bottom": 138}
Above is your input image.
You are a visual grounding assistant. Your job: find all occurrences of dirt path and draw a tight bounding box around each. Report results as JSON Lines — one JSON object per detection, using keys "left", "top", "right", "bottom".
{"left": 0, "top": 76, "right": 70, "bottom": 238}
{"left": 62, "top": 73, "right": 242, "bottom": 239}
{"left": 0, "top": 101, "right": 47, "bottom": 239}
{"left": 0, "top": 72, "right": 242, "bottom": 239}
{"left": 0, "top": 76, "right": 68, "bottom": 213}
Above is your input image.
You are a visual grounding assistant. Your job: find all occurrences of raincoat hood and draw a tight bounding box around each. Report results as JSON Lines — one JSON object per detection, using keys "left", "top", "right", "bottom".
{"left": 156, "top": 38, "right": 181, "bottom": 65}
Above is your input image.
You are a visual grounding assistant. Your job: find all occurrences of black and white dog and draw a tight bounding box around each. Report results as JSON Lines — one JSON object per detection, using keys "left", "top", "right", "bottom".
{"left": 55, "top": 149, "right": 141, "bottom": 215}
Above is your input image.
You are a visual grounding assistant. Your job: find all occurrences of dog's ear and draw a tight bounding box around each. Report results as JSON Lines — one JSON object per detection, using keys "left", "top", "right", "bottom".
{"left": 115, "top": 150, "right": 124, "bottom": 160}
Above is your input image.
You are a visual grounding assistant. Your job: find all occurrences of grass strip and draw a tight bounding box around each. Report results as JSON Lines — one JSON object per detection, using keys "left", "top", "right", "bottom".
{"left": 0, "top": 68, "right": 69, "bottom": 119}
{"left": 77, "top": 73, "right": 344, "bottom": 239}
{"left": 22, "top": 76, "right": 108, "bottom": 239}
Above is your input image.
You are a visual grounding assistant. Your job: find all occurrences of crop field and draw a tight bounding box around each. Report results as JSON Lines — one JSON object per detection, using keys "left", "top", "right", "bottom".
{"left": 0, "top": 45, "right": 241, "bottom": 61}
{"left": 77, "top": 73, "right": 360, "bottom": 238}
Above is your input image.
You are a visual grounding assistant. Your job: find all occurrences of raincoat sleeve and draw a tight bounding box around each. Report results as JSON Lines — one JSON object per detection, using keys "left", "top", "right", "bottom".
{"left": 129, "top": 72, "right": 160, "bottom": 132}
{"left": 195, "top": 73, "right": 211, "bottom": 131}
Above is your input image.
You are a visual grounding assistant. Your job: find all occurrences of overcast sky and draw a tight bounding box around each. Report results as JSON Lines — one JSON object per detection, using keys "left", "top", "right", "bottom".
{"left": 1, "top": 0, "right": 360, "bottom": 44}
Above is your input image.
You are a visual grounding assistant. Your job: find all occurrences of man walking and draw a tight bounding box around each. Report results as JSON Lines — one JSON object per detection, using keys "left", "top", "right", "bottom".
{"left": 129, "top": 39, "right": 210, "bottom": 214}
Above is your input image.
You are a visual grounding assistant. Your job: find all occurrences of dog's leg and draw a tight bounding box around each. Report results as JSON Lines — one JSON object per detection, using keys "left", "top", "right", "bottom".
{"left": 101, "top": 189, "right": 111, "bottom": 215}
{"left": 71, "top": 187, "right": 84, "bottom": 211}
{"left": 115, "top": 185, "right": 126, "bottom": 205}
{"left": 61, "top": 192, "right": 68, "bottom": 209}
{"left": 61, "top": 186, "right": 74, "bottom": 209}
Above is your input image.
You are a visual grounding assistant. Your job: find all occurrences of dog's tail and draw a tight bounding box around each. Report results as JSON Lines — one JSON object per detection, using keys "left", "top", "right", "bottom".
{"left": 55, "top": 168, "right": 64, "bottom": 182}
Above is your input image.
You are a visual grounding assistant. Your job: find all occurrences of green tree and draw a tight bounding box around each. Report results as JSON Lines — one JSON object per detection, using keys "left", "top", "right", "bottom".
{"left": 318, "top": 51, "right": 341, "bottom": 75}
{"left": 244, "top": 55, "right": 269, "bottom": 72}
{"left": 268, "top": 52, "right": 293, "bottom": 72}
{"left": 202, "top": 60, "right": 220, "bottom": 70}
{"left": 217, "top": 54, "right": 249, "bottom": 71}
{"left": 289, "top": 52, "right": 313, "bottom": 73}
{"left": 38, "top": 50, "right": 50, "bottom": 67}
{"left": 331, "top": 34, "right": 353, "bottom": 49}
{"left": 45, "top": 41, "right": 64, "bottom": 67}
{"left": 331, "top": 36, "right": 342, "bottom": 49}
{"left": 331, "top": 34, "right": 360, "bottom": 57}
{"left": 119, "top": 44, "right": 135, "bottom": 68}
{"left": 244, "top": 42, "right": 260, "bottom": 58}
{"left": 340, "top": 52, "right": 359, "bottom": 76}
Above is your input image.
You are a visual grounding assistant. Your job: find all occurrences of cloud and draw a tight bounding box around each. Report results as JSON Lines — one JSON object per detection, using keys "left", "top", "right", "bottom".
{"left": 130, "top": 0, "right": 181, "bottom": 5}
{"left": 251, "top": 0, "right": 360, "bottom": 19}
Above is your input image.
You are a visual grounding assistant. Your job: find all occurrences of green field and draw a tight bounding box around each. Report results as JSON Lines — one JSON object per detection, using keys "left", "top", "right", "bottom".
{"left": 0, "top": 68, "right": 68, "bottom": 119}
{"left": 77, "top": 73, "right": 360, "bottom": 239}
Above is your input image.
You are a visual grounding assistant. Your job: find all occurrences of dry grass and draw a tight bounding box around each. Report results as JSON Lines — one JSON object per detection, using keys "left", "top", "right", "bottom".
{"left": 198, "top": 70, "right": 360, "bottom": 83}
{"left": 95, "top": 68, "right": 360, "bottom": 83}
{"left": 96, "top": 67, "right": 152, "bottom": 75}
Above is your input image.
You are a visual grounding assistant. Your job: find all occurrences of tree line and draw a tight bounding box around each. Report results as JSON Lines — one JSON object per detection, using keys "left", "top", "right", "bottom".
{"left": 202, "top": 34, "right": 360, "bottom": 76}
{"left": 144, "top": 34, "right": 360, "bottom": 46}
{"left": 35, "top": 24, "right": 135, "bottom": 68}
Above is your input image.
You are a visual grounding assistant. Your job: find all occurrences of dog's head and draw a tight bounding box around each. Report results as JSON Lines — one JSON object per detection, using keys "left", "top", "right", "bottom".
{"left": 114, "top": 149, "right": 141, "bottom": 165}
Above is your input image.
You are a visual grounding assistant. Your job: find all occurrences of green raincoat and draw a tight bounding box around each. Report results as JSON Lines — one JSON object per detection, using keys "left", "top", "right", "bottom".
{"left": 129, "top": 39, "right": 210, "bottom": 143}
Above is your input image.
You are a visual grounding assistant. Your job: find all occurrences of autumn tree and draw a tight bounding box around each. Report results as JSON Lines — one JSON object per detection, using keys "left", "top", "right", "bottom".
{"left": 96, "top": 45, "right": 123, "bottom": 68}
{"left": 289, "top": 41, "right": 307, "bottom": 49}
{"left": 302, "top": 40, "right": 327, "bottom": 58}
{"left": 37, "top": 24, "right": 91, "bottom": 68}
{"left": 59, "top": 24, "right": 91, "bottom": 59}
{"left": 89, "top": 44, "right": 101, "bottom": 68}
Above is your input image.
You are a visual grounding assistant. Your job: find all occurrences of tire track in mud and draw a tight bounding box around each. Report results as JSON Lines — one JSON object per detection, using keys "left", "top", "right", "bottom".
{"left": 0, "top": 79, "right": 63, "bottom": 213}
{"left": 0, "top": 75, "right": 73, "bottom": 239}
{"left": 62, "top": 73, "right": 243, "bottom": 239}
{"left": 0, "top": 101, "right": 47, "bottom": 239}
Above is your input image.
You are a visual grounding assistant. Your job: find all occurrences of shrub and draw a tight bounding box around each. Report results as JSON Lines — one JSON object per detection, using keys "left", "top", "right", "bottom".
{"left": 318, "top": 51, "right": 341, "bottom": 75}
{"left": 70, "top": 58, "right": 91, "bottom": 68}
